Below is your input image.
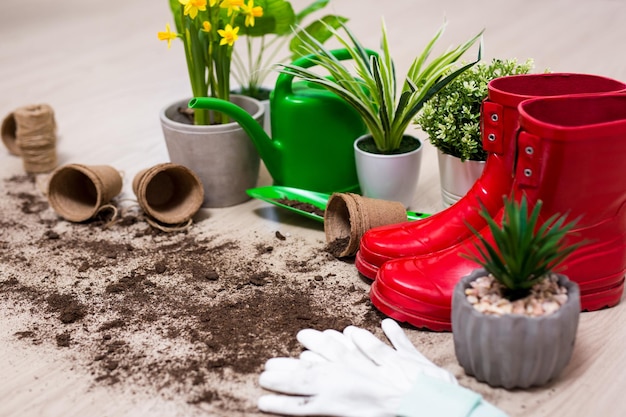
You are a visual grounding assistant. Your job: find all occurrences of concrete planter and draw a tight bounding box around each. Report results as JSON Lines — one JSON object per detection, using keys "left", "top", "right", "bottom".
{"left": 451, "top": 269, "right": 580, "bottom": 389}
{"left": 160, "top": 95, "right": 264, "bottom": 208}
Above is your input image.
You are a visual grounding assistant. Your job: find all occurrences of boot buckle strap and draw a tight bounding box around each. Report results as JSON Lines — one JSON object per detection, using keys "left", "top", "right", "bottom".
{"left": 516, "top": 131, "right": 542, "bottom": 187}
{"left": 481, "top": 101, "right": 504, "bottom": 154}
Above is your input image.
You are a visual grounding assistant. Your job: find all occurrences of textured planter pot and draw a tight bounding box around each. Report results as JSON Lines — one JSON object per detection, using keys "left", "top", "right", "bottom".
{"left": 437, "top": 150, "right": 485, "bottom": 207}
{"left": 160, "top": 95, "right": 264, "bottom": 208}
{"left": 354, "top": 134, "right": 423, "bottom": 208}
{"left": 452, "top": 269, "right": 580, "bottom": 389}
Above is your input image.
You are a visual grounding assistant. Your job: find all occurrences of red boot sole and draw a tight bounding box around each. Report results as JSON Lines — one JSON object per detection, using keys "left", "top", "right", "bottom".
{"left": 370, "top": 275, "right": 625, "bottom": 332}
{"left": 580, "top": 277, "right": 625, "bottom": 311}
{"left": 370, "top": 278, "right": 453, "bottom": 332}
{"left": 355, "top": 251, "right": 378, "bottom": 280}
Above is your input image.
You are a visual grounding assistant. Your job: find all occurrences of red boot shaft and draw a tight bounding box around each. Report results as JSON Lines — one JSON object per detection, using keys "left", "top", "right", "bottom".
{"left": 517, "top": 94, "right": 626, "bottom": 299}
{"left": 371, "top": 93, "right": 626, "bottom": 331}
{"left": 356, "top": 74, "right": 626, "bottom": 279}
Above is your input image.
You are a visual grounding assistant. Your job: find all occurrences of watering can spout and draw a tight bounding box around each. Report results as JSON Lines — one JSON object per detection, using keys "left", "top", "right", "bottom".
{"left": 188, "top": 96, "right": 282, "bottom": 179}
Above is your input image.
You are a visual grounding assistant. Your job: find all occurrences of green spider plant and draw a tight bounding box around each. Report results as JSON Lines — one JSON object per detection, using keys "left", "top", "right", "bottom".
{"left": 277, "top": 20, "right": 483, "bottom": 153}
{"left": 463, "top": 195, "right": 584, "bottom": 297}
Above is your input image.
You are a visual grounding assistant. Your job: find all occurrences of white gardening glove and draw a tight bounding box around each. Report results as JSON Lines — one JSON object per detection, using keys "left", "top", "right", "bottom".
{"left": 259, "top": 319, "right": 509, "bottom": 417}
{"left": 342, "top": 318, "right": 458, "bottom": 385}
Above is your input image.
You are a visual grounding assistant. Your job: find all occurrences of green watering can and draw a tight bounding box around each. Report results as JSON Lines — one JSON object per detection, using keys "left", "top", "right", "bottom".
{"left": 188, "top": 49, "right": 370, "bottom": 194}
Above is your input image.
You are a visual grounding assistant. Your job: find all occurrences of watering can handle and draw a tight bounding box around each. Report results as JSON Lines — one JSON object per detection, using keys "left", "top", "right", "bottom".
{"left": 274, "top": 48, "right": 378, "bottom": 98}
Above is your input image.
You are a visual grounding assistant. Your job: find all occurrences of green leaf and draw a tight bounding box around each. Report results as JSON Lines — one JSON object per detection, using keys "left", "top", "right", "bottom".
{"left": 371, "top": 56, "right": 391, "bottom": 145}
{"left": 236, "top": 0, "right": 296, "bottom": 36}
{"left": 290, "top": 15, "right": 349, "bottom": 59}
{"left": 295, "top": 0, "right": 330, "bottom": 24}
{"left": 403, "top": 39, "right": 482, "bottom": 125}
{"left": 278, "top": 63, "right": 380, "bottom": 129}
{"left": 169, "top": 0, "right": 183, "bottom": 34}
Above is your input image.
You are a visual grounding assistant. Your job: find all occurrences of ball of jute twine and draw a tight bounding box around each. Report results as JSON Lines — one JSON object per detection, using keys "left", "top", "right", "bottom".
{"left": 11, "top": 104, "right": 57, "bottom": 173}
{"left": 1, "top": 112, "right": 20, "bottom": 155}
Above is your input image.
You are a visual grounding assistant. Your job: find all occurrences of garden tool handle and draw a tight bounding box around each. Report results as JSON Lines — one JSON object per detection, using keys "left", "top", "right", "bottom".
{"left": 407, "top": 210, "right": 430, "bottom": 221}
{"left": 274, "top": 48, "right": 378, "bottom": 98}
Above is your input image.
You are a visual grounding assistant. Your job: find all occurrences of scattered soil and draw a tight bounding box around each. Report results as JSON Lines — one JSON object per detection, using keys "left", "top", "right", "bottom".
{"left": 326, "top": 236, "right": 351, "bottom": 258}
{"left": 0, "top": 173, "right": 385, "bottom": 416}
{"left": 274, "top": 198, "right": 325, "bottom": 218}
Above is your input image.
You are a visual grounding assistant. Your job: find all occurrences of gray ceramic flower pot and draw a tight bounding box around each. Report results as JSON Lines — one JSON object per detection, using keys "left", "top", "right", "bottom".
{"left": 451, "top": 269, "right": 580, "bottom": 389}
{"left": 160, "top": 95, "right": 263, "bottom": 208}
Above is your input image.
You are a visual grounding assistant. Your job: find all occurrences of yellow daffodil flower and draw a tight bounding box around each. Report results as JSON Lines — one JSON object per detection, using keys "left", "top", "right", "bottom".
{"left": 218, "top": 24, "right": 239, "bottom": 46}
{"left": 157, "top": 23, "right": 178, "bottom": 49}
{"left": 201, "top": 21, "right": 212, "bottom": 32}
{"left": 179, "top": 0, "right": 207, "bottom": 20}
{"left": 241, "top": 0, "right": 263, "bottom": 27}
{"left": 220, "top": 0, "right": 244, "bottom": 17}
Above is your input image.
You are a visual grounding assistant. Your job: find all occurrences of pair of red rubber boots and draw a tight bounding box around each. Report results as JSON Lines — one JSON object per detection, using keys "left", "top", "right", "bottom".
{"left": 356, "top": 73, "right": 626, "bottom": 331}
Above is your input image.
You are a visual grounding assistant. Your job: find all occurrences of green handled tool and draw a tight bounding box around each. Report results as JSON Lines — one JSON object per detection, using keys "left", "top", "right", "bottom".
{"left": 246, "top": 186, "right": 430, "bottom": 223}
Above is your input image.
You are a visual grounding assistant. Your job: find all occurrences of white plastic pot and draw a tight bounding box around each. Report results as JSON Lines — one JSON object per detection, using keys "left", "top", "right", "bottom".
{"left": 354, "top": 134, "right": 423, "bottom": 209}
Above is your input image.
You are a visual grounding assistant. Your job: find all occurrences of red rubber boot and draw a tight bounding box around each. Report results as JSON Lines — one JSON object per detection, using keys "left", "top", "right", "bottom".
{"left": 356, "top": 74, "right": 626, "bottom": 279}
{"left": 371, "top": 93, "right": 626, "bottom": 331}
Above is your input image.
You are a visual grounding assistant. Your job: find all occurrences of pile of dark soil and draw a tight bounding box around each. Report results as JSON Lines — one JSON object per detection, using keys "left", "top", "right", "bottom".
{"left": 0, "top": 174, "right": 384, "bottom": 415}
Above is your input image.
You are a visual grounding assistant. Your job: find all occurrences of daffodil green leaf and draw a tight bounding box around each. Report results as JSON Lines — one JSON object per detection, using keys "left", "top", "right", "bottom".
{"left": 169, "top": 0, "right": 183, "bottom": 34}
{"left": 295, "top": 0, "right": 330, "bottom": 23}
{"left": 235, "top": 0, "right": 295, "bottom": 36}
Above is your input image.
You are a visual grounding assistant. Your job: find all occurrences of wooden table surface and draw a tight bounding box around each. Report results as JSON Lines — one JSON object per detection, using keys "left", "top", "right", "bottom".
{"left": 1, "top": 0, "right": 625, "bottom": 416}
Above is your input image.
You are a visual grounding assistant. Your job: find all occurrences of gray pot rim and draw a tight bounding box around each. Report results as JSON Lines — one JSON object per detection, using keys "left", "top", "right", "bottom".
{"left": 159, "top": 95, "right": 264, "bottom": 134}
{"left": 454, "top": 268, "right": 581, "bottom": 323}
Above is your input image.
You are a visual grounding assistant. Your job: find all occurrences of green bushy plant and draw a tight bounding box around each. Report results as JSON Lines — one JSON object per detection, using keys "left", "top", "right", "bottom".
{"left": 416, "top": 58, "right": 534, "bottom": 161}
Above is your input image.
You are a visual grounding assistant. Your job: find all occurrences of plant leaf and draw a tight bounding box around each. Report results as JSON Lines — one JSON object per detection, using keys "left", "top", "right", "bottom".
{"left": 169, "top": 0, "right": 183, "bottom": 34}
{"left": 236, "top": 0, "right": 296, "bottom": 36}
{"left": 289, "top": 15, "right": 349, "bottom": 59}
{"left": 295, "top": 0, "right": 329, "bottom": 24}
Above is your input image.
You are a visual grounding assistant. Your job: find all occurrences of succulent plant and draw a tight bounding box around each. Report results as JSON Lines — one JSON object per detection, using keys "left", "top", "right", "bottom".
{"left": 463, "top": 195, "right": 584, "bottom": 296}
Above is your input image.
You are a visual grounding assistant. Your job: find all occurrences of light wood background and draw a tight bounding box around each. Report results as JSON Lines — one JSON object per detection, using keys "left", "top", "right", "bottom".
{"left": 1, "top": 0, "right": 626, "bottom": 416}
